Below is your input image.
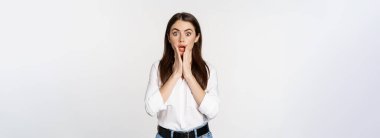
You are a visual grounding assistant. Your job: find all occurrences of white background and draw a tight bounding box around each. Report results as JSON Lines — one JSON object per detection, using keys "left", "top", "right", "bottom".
{"left": 0, "top": 0, "right": 379, "bottom": 138}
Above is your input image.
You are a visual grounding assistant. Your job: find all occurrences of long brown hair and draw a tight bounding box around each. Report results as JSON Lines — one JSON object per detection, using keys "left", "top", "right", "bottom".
{"left": 159, "top": 12, "right": 209, "bottom": 90}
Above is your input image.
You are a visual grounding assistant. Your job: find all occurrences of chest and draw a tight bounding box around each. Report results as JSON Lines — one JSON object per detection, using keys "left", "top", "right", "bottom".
{"left": 166, "top": 79, "right": 197, "bottom": 108}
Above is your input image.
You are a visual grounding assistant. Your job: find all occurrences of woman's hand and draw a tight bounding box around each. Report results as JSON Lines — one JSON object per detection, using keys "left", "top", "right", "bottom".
{"left": 182, "top": 46, "right": 193, "bottom": 79}
{"left": 172, "top": 46, "right": 183, "bottom": 79}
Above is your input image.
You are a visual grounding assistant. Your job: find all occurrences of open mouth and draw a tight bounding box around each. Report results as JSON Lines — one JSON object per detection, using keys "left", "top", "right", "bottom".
{"left": 179, "top": 45, "right": 186, "bottom": 52}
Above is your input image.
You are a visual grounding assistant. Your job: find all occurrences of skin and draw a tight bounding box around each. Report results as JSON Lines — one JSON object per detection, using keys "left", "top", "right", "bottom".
{"left": 159, "top": 20, "right": 206, "bottom": 106}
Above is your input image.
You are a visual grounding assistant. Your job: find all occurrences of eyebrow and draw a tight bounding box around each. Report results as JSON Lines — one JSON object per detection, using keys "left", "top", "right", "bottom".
{"left": 171, "top": 28, "right": 194, "bottom": 32}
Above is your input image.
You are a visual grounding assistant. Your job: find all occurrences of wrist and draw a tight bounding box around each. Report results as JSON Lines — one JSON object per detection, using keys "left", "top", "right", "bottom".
{"left": 172, "top": 72, "right": 182, "bottom": 79}
{"left": 183, "top": 72, "right": 194, "bottom": 80}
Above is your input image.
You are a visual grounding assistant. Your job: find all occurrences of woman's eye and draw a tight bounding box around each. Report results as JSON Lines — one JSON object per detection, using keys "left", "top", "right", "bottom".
{"left": 186, "top": 32, "right": 191, "bottom": 36}
{"left": 172, "top": 32, "right": 178, "bottom": 36}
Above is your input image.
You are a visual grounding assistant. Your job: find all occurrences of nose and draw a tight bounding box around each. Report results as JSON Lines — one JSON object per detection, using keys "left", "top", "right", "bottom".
{"left": 179, "top": 33, "right": 184, "bottom": 42}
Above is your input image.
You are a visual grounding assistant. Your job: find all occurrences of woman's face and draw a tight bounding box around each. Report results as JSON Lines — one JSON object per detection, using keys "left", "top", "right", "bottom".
{"left": 168, "top": 20, "right": 200, "bottom": 56}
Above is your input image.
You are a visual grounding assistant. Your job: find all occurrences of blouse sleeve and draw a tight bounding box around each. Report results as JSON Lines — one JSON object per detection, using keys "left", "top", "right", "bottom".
{"left": 144, "top": 61, "right": 166, "bottom": 117}
{"left": 198, "top": 65, "right": 220, "bottom": 120}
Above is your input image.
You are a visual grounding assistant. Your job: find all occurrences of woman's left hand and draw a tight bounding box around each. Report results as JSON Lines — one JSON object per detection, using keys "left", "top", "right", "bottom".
{"left": 182, "top": 46, "right": 192, "bottom": 79}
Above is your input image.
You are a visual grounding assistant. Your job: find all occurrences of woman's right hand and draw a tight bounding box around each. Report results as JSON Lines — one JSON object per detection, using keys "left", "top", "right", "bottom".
{"left": 159, "top": 46, "right": 183, "bottom": 103}
{"left": 172, "top": 46, "right": 183, "bottom": 79}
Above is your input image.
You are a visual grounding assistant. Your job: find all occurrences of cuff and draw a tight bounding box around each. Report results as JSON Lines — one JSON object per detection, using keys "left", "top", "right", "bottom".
{"left": 146, "top": 91, "right": 166, "bottom": 116}
{"left": 198, "top": 93, "right": 219, "bottom": 119}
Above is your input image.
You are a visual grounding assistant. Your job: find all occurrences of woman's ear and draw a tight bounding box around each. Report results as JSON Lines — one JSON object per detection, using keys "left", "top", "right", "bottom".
{"left": 195, "top": 33, "right": 200, "bottom": 43}
{"left": 167, "top": 34, "right": 171, "bottom": 43}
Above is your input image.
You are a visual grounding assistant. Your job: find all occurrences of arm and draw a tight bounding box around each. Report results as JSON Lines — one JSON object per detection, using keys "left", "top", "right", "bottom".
{"left": 144, "top": 61, "right": 181, "bottom": 116}
{"left": 145, "top": 62, "right": 165, "bottom": 116}
{"left": 184, "top": 73, "right": 206, "bottom": 106}
{"left": 182, "top": 47, "right": 206, "bottom": 106}
{"left": 183, "top": 47, "right": 220, "bottom": 119}
{"left": 159, "top": 73, "right": 181, "bottom": 102}
{"left": 145, "top": 47, "right": 183, "bottom": 116}
{"left": 160, "top": 46, "right": 183, "bottom": 102}
{"left": 184, "top": 66, "right": 220, "bottom": 119}
{"left": 197, "top": 66, "right": 220, "bottom": 119}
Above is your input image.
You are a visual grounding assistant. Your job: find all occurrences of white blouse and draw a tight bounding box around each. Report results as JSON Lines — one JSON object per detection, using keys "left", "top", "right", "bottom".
{"left": 145, "top": 60, "right": 220, "bottom": 131}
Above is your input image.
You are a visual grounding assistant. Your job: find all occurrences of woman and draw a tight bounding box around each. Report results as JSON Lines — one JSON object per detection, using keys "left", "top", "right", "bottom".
{"left": 145, "top": 12, "right": 219, "bottom": 138}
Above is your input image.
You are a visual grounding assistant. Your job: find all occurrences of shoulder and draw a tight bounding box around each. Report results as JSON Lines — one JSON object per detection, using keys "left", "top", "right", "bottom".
{"left": 148, "top": 60, "right": 161, "bottom": 74}
{"left": 151, "top": 60, "right": 160, "bottom": 70}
